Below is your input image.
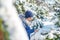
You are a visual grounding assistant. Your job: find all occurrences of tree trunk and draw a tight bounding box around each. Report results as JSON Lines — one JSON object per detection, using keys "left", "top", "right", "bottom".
{"left": 0, "top": 30, "right": 4, "bottom": 40}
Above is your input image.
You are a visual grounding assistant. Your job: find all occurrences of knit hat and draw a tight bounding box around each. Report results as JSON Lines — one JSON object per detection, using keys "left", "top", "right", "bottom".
{"left": 25, "top": 11, "right": 33, "bottom": 18}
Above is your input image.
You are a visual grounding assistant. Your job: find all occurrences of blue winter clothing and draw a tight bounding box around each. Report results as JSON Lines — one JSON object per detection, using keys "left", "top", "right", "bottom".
{"left": 19, "top": 14, "right": 34, "bottom": 39}
{"left": 23, "top": 20, "right": 34, "bottom": 39}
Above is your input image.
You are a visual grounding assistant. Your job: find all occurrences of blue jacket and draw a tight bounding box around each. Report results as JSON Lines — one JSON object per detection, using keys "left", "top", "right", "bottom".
{"left": 19, "top": 14, "right": 34, "bottom": 39}
{"left": 23, "top": 20, "right": 34, "bottom": 39}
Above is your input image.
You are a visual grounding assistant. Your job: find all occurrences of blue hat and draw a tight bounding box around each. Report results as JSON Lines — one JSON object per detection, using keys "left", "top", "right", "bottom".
{"left": 25, "top": 11, "right": 33, "bottom": 18}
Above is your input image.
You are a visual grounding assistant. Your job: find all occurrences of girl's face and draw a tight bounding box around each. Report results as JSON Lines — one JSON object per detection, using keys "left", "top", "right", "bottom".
{"left": 27, "top": 17, "right": 33, "bottom": 22}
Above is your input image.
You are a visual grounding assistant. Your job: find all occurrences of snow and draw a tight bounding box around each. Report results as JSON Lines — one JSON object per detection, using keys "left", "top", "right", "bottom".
{"left": 45, "top": 0, "right": 55, "bottom": 5}
{"left": 0, "top": 0, "right": 60, "bottom": 40}
{"left": 0, "top": 0, "right": 29, "bottom": 40}
{"left": 15, "top": 0, "right": 60, "bottom": 40}
{"left": 30, "top": 18, "right": 59, "bottom": 40}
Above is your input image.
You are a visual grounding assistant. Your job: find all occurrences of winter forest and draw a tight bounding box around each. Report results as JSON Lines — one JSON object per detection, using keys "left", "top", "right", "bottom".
{"left": 0, "top": 0, "right": 60, "bottom": 40}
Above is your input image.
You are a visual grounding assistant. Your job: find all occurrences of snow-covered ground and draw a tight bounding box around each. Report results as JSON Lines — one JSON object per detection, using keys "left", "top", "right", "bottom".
{"left": 30, "top": 21, "right": 60, "bottom": 40}
{"left": 30, "top": 17, "right": 60, "bottom": 40}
